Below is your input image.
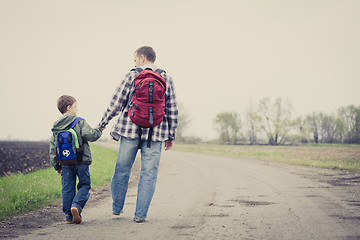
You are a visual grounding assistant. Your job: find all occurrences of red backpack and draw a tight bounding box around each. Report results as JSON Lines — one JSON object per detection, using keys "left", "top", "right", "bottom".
{"left": 128, "top": 68, "right": 167, "bottom": 128}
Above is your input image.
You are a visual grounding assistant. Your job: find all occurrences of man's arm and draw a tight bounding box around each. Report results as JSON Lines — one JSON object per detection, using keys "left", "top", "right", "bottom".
{"left": 165, "top": 75, "right": 178, "bottom": 145}
{"left": 98, "top": 72, "right": 134, "bottom": 128}
{"left": 166, "top": 76, "right": 178, "bottom": 140}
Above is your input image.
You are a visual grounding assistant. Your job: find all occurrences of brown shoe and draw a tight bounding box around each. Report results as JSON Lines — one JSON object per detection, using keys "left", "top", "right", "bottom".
{"left": 71, "top": 207, "right": 82, "bottom": 224}
{"left": 66, "top": 215, "right": 73, "bottom": 224}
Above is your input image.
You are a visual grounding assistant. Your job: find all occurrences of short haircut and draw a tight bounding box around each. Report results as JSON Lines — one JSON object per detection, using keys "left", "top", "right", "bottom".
{"left": 135, "top": 46, "right": 156, "bottom": 62}
{"left": 57, "top": 95, "right": 76, "bottom": 114}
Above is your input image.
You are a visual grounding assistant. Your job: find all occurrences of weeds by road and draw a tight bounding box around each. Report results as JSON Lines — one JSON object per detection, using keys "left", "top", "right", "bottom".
{"left": 173, "top": 143, "right": 360, "bottom": 171}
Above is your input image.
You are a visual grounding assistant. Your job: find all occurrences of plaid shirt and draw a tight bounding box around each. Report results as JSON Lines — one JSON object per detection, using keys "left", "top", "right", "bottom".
{"left": 99, "top": 64, "right": 178, "bottom": 142}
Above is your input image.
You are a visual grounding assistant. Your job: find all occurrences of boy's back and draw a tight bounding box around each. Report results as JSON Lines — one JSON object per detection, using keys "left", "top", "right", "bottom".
{"left": 50, "top": 115, "right": 102, "bottom": 171}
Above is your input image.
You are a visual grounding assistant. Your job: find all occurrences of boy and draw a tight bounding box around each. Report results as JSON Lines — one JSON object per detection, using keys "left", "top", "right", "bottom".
{"left": 50, "top": 95, "right": 103, "bottom": 224}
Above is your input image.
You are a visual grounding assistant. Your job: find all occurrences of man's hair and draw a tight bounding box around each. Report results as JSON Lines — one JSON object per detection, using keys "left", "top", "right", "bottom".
{"left": 57, "top": 95, "right": 76, "bottom": 114}
{"left": 135, "top": 46, "right": 156, "bottom": 63}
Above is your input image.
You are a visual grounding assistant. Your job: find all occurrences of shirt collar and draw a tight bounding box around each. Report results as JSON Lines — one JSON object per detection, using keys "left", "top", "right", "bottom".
{"left": 140, "top": 63, "right": 157, "bottom": 70}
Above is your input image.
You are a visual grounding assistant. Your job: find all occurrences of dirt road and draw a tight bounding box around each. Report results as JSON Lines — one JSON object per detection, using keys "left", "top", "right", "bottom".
{"left": 6, "top": 143, "right": 360, "bottom": 239}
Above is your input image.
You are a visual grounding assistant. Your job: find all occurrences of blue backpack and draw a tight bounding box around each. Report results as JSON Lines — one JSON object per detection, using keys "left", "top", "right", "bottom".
{"left": 56, "top": 117, "right": 83, "bottom": 165}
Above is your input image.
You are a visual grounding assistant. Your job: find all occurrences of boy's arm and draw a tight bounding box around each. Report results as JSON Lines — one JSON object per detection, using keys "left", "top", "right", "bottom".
{"left": 49, "top": 135, "right": 62, "bottom": 171}
{"left": 98, "top": 72, "right": 134, "bottom": 128}
{"left": 80, "top": 120, "right": 103, "bottom": 142}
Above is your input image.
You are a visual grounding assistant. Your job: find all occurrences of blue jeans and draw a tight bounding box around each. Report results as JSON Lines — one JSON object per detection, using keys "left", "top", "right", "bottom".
{"left": 61, "top": 163, "right": 91, "bottom": 219}
{"left": 111, "top": 137, "right": 162, "bottom": 219}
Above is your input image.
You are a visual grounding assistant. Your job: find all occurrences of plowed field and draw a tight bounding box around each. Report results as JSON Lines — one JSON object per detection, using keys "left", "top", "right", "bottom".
{"left": 0, "top": 141, "right": 50, "bottom": 176}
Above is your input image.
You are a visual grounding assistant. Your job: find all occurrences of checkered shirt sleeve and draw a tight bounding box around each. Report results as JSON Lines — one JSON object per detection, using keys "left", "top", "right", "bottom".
{"left": 98, "top": 71, "right": 135, "bottom": 128}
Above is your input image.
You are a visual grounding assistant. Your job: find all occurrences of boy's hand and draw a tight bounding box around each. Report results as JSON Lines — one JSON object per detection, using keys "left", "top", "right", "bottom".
{"left": 97, "top": 125, "right": 106, "bottom": 131}
{"left": 164, "top": 141, "right": 173, "bottom": 151}
{"left": 57, "top": 170, "right": 62, "bottom": 175}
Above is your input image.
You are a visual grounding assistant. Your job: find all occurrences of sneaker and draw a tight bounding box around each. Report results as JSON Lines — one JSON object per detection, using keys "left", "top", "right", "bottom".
{"left": 71, "top": 207, "right": 82, "bottom": 224}
{"left": 113, "top": 210, "right": 123, "bottom": 216}
{"left": 65, "top": 215, "right": 73, "bottom": 224}
{"left": 133, "top": 217, "right": 145, "bottom": 223}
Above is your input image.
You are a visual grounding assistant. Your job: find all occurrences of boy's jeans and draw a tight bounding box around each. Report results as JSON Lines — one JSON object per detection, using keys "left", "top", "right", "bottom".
{"left": 111, "top": 137, "right": 162, "bottom": 219}
{"left": 61, "top": 163, "right": 91, "bottom": 218}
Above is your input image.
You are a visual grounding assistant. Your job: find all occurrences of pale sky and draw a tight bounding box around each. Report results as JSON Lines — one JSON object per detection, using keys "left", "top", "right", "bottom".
{"left": 0, "top": 0, "right": 359, "bottom": 141}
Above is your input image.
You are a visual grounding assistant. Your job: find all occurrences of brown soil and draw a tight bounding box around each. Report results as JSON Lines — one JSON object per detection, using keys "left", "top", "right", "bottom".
{"left": 0, "top": 141, "right": 50, "bottom": 176}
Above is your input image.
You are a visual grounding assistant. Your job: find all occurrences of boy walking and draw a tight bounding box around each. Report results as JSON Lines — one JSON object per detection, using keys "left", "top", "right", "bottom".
{"left": 50, "top": 95, "right": 103, "bottom": 224}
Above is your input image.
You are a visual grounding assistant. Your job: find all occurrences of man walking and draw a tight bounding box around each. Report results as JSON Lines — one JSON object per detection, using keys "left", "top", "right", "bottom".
{"left": 98, "top": 46, "right": 178, "bottom": 222}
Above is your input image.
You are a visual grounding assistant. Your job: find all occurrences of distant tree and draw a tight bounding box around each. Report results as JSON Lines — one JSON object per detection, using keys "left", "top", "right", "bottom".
{"left": 258, "top": 97, "right": 293, "bottom": 145}
{"left": 337, "top": 105, "right": 360, "bottom": 144}
{"left": 306, "top": 112, "right": 323, "bottom": 144}
{"left": 334, "top": 117, "right": 346, "bottom": 143}
{"left": 176, "top": 103, "right": 190, "bottom": 142}
{"left": 245, "top": 109, "right": 262, "bottom": 145}
{"left": 320, "top": 114, "right": 337, "bottom": 143}
{"left": 293, "top": 116, "right": 311, "bottom": 143}
{"left": 214, "top": 112, "right": 242, "bottom": 144}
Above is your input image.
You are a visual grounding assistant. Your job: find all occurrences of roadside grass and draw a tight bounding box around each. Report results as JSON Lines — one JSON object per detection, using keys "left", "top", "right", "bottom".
{"left": 173, "top": 143, "right": 360, "bottom": 172}
{"left": 0, "top": 144, "right": 117, "bottom": 221}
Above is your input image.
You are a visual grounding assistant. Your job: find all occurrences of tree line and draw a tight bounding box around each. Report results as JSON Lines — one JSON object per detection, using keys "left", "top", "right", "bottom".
{"left": 178, "top": 97, "right": 360, "bottom": 145}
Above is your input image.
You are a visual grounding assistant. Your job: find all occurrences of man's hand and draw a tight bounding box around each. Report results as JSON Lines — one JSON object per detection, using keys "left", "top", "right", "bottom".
{"left": 164, "top": 141, "right": 173, "bottom": 151}
{"left": 57, "top": 169, "right": 62, "bottom": 175}
{"left": 97, "top": 125, "right": 106, "bottom": 131}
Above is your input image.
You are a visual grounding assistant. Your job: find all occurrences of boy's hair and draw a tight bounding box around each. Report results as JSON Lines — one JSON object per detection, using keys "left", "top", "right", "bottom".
{"left": 57, "top": 95, "right": 76, "bottom": 114}
{"left": 135, "top": 46, "right": 156, "bottom": 63}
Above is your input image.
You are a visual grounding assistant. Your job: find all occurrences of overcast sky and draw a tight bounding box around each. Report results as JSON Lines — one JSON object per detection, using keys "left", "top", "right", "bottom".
{"left": 0, "top": 0, "right": 359, "bottom": 141}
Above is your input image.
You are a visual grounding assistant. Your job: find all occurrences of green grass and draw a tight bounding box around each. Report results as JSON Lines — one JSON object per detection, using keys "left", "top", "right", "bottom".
{"left": 173, "top": 143, "right": 360, "bottom": 171}
{"left": 307, "top": 143, "right": 360, "bottom": 148}
{"left": 0, "top": 144, "right": 117, "bottom": 220}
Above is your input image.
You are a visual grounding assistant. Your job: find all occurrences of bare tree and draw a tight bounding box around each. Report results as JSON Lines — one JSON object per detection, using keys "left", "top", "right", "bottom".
{"left": 320, "top": 114, "right": 337, "bottom": 143}
{"left": 337, "top": 105, "right": 360, "bottom": 144}
{"left": 214, "top": 112, "right": 242, "bottom": 144}
{"left": 245, "top": 109, "right": 262, "bottom": 145}
{"left": 176, "top": 103, "right": 190, "bottom": 142}
{"left": 258, "top": 97, "right": 293, "bottom": 145}
{"left": 306, "top": 112, "right": 323, "bottom": 144}
{"left": 293, "top": 116, "right": 311, "bottom": 143}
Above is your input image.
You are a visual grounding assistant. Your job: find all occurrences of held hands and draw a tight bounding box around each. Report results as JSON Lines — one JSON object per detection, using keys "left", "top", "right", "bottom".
{"left": 164, "top": 140, "right": 173, "bottom": 151}
{"left": 97, "top": 125, "right": 106, "bottom": 131}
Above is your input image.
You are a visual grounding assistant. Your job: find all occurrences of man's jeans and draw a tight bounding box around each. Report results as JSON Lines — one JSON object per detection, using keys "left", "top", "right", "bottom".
{"left": 61, "top": 163, "right": 91, "bottom": 218}
{"left": 111, "top": 137, "right": 162, "bottom": 219}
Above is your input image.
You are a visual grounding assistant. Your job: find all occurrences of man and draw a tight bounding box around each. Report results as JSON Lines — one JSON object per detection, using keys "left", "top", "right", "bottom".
{"left": 98, "top": 46, "right": 178, "bottom": 223}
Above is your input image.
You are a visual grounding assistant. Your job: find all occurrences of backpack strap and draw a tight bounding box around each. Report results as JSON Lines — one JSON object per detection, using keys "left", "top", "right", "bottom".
{"left": 147, "top": 127, "right": 153, "bottom": 148}
{"left": 68, "top": 117, "right": 83, "bottom": 129}
{"left": 137, "top": 127, "right": 153, "bottom": 149}
{"left": 126, "top": 68, "right": 144, "bottom": 112}
{"left": 131, "top": 67, "right": 144, "bottom": 73}
{"left": 155, "top": 68, "right": 168, "bottom": 105}
{"left": 67, "top": 117, "right": 83, "bottom": 148}
{"left": 131, "top": 68, "right": 165, "bottom": 75}
{"left": 155, "top": 69, "right": 165, "bottom": 75}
